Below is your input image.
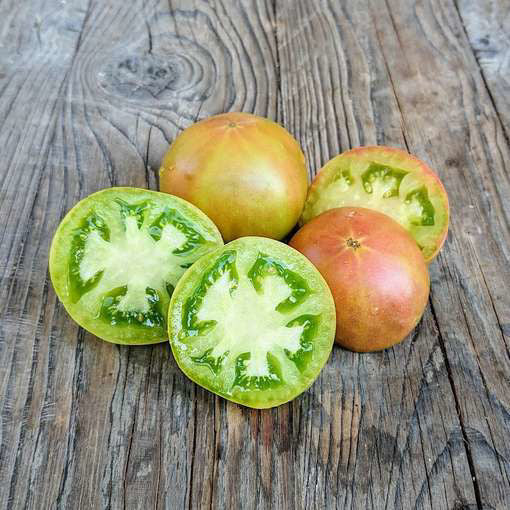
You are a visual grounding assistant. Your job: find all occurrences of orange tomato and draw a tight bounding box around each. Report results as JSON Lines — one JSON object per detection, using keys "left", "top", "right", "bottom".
{"left": 159, "top": 112, "right": 308, "bottom": 241}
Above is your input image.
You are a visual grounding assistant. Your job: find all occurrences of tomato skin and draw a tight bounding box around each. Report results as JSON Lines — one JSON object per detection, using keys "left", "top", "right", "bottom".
{"left": 290, "top": 207, "right": 430, "bottom": 352}
{"left": 301, "top": 146, "right": 449, "bottom": 262}
{"left": 159, "top": 112, "right": 308, "bottom": 242}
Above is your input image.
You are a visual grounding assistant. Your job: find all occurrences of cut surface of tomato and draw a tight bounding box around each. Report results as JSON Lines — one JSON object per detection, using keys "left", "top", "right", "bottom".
{"left": 301, "top": 146, "right": 449, "bottom": 261}
{"left": 49, "top": 188, "right": 223, "bottom": 344}
{"left": 168, "top": 237, "right": 336, "bottom": 408}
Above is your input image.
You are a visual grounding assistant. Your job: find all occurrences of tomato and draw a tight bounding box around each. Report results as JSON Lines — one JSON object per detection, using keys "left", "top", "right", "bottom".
{"left": 300, "top": 146, "right": 449, "bottom": 262}
{"left": 49, "top": 188, "right": 223, "bottom": 345}
{"left": 168, "top": 237, "right": 336, "bottom": 408}
{"left": 159, "top": 112, "right": 308, "bottom": 242}
{"left": 290, "top": 207, "right": 430, "bottom": 352}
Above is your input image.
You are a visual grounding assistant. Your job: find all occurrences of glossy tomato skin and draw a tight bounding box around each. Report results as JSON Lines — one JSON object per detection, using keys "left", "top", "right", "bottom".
{"left": 290, "top": 207, "right": 430, "bottom": 352}
{"left": 159, "top": 112, "right": 308, "bottom": 242}
{"left": 301, "top": 146, "right": 449, "bottom": 262}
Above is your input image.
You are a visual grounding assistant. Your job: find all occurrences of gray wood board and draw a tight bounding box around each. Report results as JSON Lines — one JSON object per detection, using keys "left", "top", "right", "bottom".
{"left": 0, "top": 0, "right": 508, "bottom": 508}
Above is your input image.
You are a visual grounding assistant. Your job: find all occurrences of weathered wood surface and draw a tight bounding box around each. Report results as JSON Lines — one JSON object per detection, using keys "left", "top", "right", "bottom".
{"left": 0, "top": 0, "right": 509, "bottom": 508}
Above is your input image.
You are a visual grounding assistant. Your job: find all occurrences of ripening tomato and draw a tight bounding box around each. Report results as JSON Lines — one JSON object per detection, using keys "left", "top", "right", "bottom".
{"left": 290, "top": 207, "right": 430, "bottom": 352}
{"left": 300, "top": 146, "right": 449, "bottom": 262}
{"left": 159, "top": 112, "right": 308, "bottom": 242}
{"left": 168, "top": 237, "right": 336, "bottom": 408}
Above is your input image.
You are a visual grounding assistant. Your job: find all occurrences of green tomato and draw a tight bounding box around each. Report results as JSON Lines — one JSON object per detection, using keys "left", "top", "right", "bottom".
{"left": 301, "top": 146, "right": 449, "bottom": 262}
{"left": 49, "top": 188, "right": 223, "bottom": 344}
{"left": 168, "top": 237, "right": 336, "bottom": 409}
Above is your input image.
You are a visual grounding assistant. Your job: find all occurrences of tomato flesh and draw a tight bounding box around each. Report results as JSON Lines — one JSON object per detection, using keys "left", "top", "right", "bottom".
{"left": 168, "top": 237, "right": 336, "bottom": 408}
{"left": 50, "top": 188, "right": 223, "bottom": 344}
{"left": 301, "top": 146, "right": 449, "bottom": 261}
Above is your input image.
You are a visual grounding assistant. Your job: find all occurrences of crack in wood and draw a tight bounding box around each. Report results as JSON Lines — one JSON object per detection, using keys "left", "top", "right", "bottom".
{"left": 372, "top": 5, "right": 410, "bottom": 151}
{"left": 187, "top": 386, "right": 198, "bottom": 510}
{"left": 55, "top": 327, "right": 86, "bottom": 509}
{"left": 429, "top": 298, "right": 484, "bottom": 510}
{"left": 144, "top": 124, "right": 153, "bottom": 189}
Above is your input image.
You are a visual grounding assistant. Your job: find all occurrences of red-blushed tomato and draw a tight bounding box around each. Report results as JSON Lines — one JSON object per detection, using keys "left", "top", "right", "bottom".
{"left": 290, "top": 207, "right": 430, "bottom": 352}
{"left": 300, "top": 146, "right": 449, "bottom": 262}
{"left": 159, "top": 112, "right": 308, "bottom": 242}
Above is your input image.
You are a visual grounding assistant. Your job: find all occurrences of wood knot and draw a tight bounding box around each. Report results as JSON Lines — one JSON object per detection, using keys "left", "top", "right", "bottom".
{"left": 98, "top": 39, "right": 215, "bottom": 105}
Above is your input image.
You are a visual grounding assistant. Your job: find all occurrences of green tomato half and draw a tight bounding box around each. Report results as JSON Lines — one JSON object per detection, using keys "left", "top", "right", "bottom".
{"left": 49, "top": 188, "right": 223, "bottom": 344}
{"left": 301, "top": 146, "right": 449, "bottom": 262}
{"left": 168, "top": 237, "right": 336, "bottom": 409}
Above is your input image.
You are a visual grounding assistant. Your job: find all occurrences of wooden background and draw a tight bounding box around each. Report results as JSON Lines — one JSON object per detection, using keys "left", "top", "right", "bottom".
{"left": 1, "top": 0, "right": 509, "bottom": 508}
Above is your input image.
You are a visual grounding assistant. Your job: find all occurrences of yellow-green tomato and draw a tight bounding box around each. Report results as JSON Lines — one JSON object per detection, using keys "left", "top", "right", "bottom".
{"left": 301, "top": 146, "right": 449, "bottom": 262}
{"left": 159, "top": 112, "right": 308, "bottom": 242}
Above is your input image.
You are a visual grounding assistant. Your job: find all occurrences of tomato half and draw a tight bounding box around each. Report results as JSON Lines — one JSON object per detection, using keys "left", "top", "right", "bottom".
{"left": 159, "top": 112, "right": 308, "bottom": 242}
{"left": 49, "top": 188, "right": 223, "bottom": 345}
{"left": 290, "top": 207, "right": 430, "bottom": 352}
{"left": 300, "top": 146, "right": 449, "bottom": 262}
{"left": 168, "top": 237, "right": 336, "bottom": 408}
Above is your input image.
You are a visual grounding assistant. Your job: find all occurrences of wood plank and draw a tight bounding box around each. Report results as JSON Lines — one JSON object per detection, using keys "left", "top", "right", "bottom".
{"left": 0, "top": 1, "right": 94, "bottom": 508}
{"left": 0, "top": 0, "right": 278, "bottom": 508}
{"left": 368, "top": 0, "right": 510, "bottom": 503}
{"left": 273, "top": 0, "right": 510, "bottom": 508}
{"left": 1, "top": 0, "right": 509, "bottom": 509}
{"left": 455, "top": 0, "right": 510, "bottom": 139}
{"left": 274, "top": 1, "right": 481, "bottom": 508}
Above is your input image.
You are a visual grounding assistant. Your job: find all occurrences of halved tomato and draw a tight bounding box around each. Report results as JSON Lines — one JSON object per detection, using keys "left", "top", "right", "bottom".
{"left": 49, "top": 188, "right": 223, "bottom": 344}
{"left": 168, "top": 237, "right": 336, "bottom": 408}
{"left": 301, "top": 146, "right": 449, "bottom": 262}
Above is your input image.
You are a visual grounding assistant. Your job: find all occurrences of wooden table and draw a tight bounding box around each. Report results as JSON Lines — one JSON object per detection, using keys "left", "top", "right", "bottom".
{"left": 1, "top": 1, "right": 509, "bottom": 508}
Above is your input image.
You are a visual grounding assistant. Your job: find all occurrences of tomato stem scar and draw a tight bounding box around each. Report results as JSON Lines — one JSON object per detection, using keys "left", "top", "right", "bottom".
{"left": 346, "top": 238, "right": 361, "bottom": 250}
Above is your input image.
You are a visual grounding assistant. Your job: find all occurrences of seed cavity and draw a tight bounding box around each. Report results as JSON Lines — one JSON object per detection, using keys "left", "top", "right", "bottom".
{"left": 332, "top": 169, "right": 354, "bottom": 190}
{"left": 115, "top": 198, "right": 150, "bottom": 230}
{"left": 247, "top": 254, "right": 310, "bottom": 313}
{"left": 69, "top": 212, "right": 110, "bottom": 303}
{"left": 404, "top": 187, "right": 435, "bottom": 226}
{"left": 361, "top": 162, "right": 407, "bottom": 198}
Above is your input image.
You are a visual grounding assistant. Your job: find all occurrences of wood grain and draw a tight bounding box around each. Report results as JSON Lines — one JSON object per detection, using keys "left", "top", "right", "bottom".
{"left": 0, "top": 0, "right": 509, "bottom": 509}
{"left": 455, "top": 0, "right": 510, "bottom": 140}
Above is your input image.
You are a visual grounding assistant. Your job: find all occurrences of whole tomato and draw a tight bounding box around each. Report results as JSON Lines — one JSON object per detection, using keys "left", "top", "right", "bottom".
{"left": 290, "top": 207, "right": 430, "bottom": 352}
{"left": 159, "top": 112, "right": 308, "bottom": 241}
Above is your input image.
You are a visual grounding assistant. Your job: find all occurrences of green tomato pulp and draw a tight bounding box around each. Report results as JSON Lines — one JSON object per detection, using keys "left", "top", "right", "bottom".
{"left": 168, "top": 237, "right": 336, "bottom": 408}
{"left": 301, "top": 149, "right": 449, "bottom": 261}
{"left": 49, "top": 188, "right": 223, "bottom": 344}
